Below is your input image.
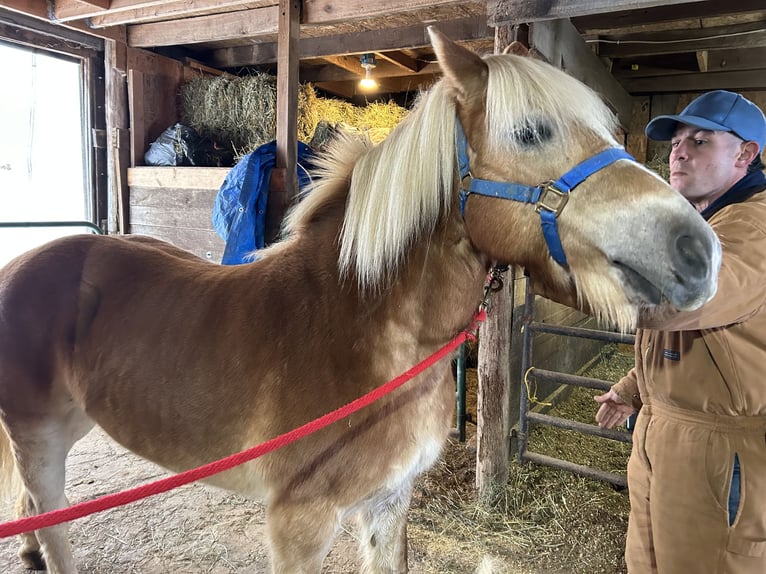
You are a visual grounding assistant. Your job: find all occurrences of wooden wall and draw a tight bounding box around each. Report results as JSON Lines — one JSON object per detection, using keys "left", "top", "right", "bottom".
{"left": 127, "top": 167, "right": 228, "bottom": 262}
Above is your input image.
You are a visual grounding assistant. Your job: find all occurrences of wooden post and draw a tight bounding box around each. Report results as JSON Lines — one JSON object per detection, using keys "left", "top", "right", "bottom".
{"left": 265, "top": 0, "right": 300, "bottom": 244}
{"left": 475, "top": 268, "right": 514, "bottom": 500}
{"left": 474, "top": 25, "right": 523, "bottom": 502}
{"left": 104, "top": 38, "right": 130, "bottom": 234}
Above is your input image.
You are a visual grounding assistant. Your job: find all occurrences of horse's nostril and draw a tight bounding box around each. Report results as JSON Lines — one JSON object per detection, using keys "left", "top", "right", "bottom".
{"left": 675, "top": 234, "right": 708, "bottom": 280}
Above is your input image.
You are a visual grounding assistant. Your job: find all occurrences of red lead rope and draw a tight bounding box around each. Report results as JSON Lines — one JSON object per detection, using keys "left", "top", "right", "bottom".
{"left": 0, "top": 309, "right": 486, "bottom": 539}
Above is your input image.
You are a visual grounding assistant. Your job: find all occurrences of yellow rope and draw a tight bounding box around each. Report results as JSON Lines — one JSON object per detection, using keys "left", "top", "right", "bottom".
{"left": 523, "top": 366, "right": 552, "bottom": 407}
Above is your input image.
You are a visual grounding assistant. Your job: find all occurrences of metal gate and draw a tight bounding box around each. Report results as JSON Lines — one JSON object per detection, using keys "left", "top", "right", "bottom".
{"left": 517, "top": 277, "right": 634, "bottom": 487}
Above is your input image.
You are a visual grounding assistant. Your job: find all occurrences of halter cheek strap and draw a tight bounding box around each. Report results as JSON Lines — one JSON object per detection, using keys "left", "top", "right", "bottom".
{"left": 455, "top": 120, "right": 635, "bottom": 267}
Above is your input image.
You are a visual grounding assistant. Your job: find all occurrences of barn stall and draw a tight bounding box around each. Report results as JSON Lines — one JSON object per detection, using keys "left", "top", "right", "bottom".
{"left": 0, "top": 1, "right": 764, "bottom": 572}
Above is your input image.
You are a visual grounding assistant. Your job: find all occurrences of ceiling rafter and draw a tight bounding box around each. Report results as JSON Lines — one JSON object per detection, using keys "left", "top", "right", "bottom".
{"left": 489, "top": 0, "right": 710, "bottom": 26}
{"left": 88, "top": 0, "right": 273, "bottom": 27}
{"left": 209, "top": 16, "right": 490, "bottom": 67}
{"left": 595, "top": 21, "right": 766, "bottom": 58}
{"left": 126, "top": 0, "right": 472, "bottom": 47}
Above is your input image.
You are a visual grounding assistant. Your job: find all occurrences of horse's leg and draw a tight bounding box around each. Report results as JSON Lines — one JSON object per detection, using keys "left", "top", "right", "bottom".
{"left": 15, "top": 491, "right": 45, "bottom": 570}
{"left": 7, "top": 409, "right": 93, "bottom": 574}
{"left": 266, "top": 498, "right": 340, "bottom": 573}
{"left": 356, "top": 483, "right": 413, "bottom": 574}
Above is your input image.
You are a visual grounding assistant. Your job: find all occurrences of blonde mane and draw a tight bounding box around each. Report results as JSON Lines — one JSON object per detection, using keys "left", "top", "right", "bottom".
{"left": 285, "top": 52, "right": 620, "bottom": 290}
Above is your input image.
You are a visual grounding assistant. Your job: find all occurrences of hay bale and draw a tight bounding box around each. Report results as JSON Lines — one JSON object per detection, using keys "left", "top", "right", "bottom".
{"left": 645, "top": 154, "right": 670, "bottom": 181}
{"left": 181, "top": 72, "right": 277, "bottom": 158}
{"left": 180, "top": 75, "right": 408, "bottom": 162}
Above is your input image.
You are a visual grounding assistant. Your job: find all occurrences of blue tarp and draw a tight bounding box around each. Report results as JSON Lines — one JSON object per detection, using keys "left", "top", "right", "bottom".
{"left": 213, "top": 141, "right": 314, "bottom": 265}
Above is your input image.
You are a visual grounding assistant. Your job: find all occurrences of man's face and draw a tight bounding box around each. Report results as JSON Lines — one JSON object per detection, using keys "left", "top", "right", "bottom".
{"left": 668, "top": 124, "right": 746, "bottom": 208}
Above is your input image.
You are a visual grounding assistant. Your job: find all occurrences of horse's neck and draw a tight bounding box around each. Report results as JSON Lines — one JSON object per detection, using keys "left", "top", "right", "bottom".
{"left": 380, "top": 219, "right": 488, "bottom": 339}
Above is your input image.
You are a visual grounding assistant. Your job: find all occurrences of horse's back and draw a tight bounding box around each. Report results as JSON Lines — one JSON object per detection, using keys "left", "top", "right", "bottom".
{"left": 0, "top": 234, "right": 211, "bottom": 410}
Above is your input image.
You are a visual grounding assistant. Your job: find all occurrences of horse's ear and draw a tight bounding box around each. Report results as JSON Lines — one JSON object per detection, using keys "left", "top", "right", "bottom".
{"left": 428, "top": 26, "right": 488, "bottom": 101}
{"left": 503, "top": 41, "right": 529, "bottom": 57}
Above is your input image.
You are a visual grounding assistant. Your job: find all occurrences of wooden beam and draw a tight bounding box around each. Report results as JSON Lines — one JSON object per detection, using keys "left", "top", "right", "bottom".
{"left": 0, "top": 2, "right": 125, "bottom": 41}
{"left": 596, "top": 22, "right": 766, "bottom": 58}
{"left": 572, "top": 0, "right": 766, "bottom": 35}
{"left": 53, "top": 0, "right": 110, "bottom": 21}
{"left": 612, "top": 46, "right": 766, "bottom": 78}
{"left": 621, "top": 68, "right": 766, "bottom": 93}
{"left": 321, "top": 54, "right": 367, "bottom": 75}
{"left": 127, "top": 0, "right": 473, "bottom": 47}
{"left": 696, "top": 50, "right": 708, "bottom": 72}
{"left": 489, "top": 0, "right": 709, "bottom": 26}
{"left": 376, "top": 50, "right": 420, "bottom": 73}
{"left": 529, "top": 19, "right": 633, "bottom": 129}
{"left": 128, "top": 5, "right": 279, "bottom": 47}
{"left": 301, "top": 59, "right": 438, "bottom": 83}
{"left": 266, "top": 0, "right": 300, "bottom": 244}
{"left": 89, "top": 0, "right": 273, "bottom": 28}
{"left": 209, "top": 15, "right": 491, "bottom": 67}
{"left": 301, "top": 0, "right": 470, "bottom": 24}
{"left": 105, "top": 39, "right": 130, "bottom": 234}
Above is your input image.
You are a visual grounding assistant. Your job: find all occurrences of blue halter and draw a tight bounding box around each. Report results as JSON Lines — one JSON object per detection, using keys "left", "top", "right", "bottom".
{"left": 456, "top": 120, "right": 635, "bottom": 267}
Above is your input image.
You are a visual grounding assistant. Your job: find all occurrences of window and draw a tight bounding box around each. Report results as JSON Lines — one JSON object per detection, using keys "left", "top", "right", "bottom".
{"left": 0, "top": 8, "right": 105, "bottom": 268}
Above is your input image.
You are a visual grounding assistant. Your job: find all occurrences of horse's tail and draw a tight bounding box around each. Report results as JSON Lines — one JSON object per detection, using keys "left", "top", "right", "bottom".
{"left": 0, "top": 422, "right": 20, "bottom": 507}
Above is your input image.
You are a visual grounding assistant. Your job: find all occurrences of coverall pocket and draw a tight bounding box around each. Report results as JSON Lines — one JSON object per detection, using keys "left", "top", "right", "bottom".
{"left": 727, "top": 536, "right": 766, "bottom": 557}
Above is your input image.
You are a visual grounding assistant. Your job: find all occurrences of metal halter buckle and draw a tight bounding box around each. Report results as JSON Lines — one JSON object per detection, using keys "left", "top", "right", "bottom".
{"left": 535, "top": 182, "right": 569, "bottom": 217}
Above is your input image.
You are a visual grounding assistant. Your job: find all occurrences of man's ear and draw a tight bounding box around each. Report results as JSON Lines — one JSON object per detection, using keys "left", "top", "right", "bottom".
{"left": 738, "top": 141, "right": 760, "bottom": 166}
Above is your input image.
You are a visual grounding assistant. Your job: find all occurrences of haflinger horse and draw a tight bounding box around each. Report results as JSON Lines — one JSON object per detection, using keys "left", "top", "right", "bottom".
{"left": 0, "top": 28, "right": 720, "bottom": 574}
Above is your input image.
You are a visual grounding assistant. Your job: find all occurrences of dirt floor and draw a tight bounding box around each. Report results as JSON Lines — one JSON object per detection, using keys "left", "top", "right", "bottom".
{"left": 0, "top": 345, "right": 633, "bottom": 573}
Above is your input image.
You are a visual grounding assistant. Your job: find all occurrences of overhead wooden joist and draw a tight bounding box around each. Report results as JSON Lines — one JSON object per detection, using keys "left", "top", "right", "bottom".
{"left": 594, "top": 21, "right": 766, "bottom": 59}
{"left": 126, "top": 0, "right": 474, "bottom": 47}
{"left": 489, "top": 0, "right": 710, "bottom": 26}
{"left": 209, "top": 15, "right": 490, "bottom": 68}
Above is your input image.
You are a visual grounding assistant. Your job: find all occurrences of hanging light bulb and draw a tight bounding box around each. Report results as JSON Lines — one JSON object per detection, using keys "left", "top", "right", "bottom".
{"left": 359, "top": 53, "right": 377, "bottom": 90}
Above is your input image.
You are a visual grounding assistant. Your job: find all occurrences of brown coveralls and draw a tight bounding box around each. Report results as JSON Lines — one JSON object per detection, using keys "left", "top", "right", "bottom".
{"left": 613, "top": 186, "right": 766, "bottom": 573}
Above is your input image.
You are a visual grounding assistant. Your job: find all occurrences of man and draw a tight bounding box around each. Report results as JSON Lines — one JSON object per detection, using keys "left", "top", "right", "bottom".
{"left": 594, "top": 90, "right": 766, "bottom": 573}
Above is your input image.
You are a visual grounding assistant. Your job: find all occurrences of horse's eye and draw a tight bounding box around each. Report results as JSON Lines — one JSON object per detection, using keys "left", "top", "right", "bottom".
{"left": 513, "top": 122, "right": 552, "bottom": 147}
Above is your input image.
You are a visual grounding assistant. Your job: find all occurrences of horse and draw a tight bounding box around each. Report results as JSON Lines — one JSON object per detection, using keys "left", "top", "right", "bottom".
{"left": 0, "top": 28, "right": 720, "bottom": 574}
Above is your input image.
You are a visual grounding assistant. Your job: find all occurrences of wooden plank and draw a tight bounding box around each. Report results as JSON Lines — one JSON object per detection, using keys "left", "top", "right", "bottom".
{"left": 88, "top": 0, "right": 274, "bottom": 27}
{"left": 573, "top": 0, "right": 765, "bottom": 35}
{"left": 475, "top": 18, "right": 518, "bottom": 497}
{"left": 129, "top": 188, "right": 219, "bottom": 230}
{"left": 106, "top": 39, "right": 130, "bottom": 234}
{"left": 266, "top": 0, "right": 299, "bottom": 244}
{"left": 489, "top": 0, "right": 708, "bottom": 26}
{"left": 529, "top": 19, "right": 633, "bottom": 129}
{"left": 53, "top": 0, "right": 110, "bottom": 21}
{"left": 126, "top": 48, "right": 185, "bottom": 166}
{"left": 210, "top": 15, "right": 491, "bottom": 67}
{"left": 614, "top": 48, "right": 766, "bottom": 79}
{"left": 128, "top": 5, "right": 279, "bottom": 47}
{"left": 127, "top": 69, "right": 145, "bottom": 170}
{"left": 376, "top": 50, "right": 420, "bottom": 73}
{"left": 597, "top": 22, "right": 766, "bottom": 59}
{"left": 0, "top": 0, "right": 125, "bottom": 40}
{"left": 623, "top": 69, "right": 766, "bottom": 93}
{"left": 127, "top": 0, "right": 471, "bottom": 47}
{"left": 128, "top": 182, "right": 225, "bottom": 262}
{"left": 128, "top": 166, "right": 230, "bottom": 190}
{"left": 128, "top": 224, "right": 225, "bottom": 262}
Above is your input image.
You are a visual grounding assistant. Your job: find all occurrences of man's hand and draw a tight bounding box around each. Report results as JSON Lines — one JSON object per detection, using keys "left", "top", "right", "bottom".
{"left": 594, "top": 389, "right": 636, "bottom": 429}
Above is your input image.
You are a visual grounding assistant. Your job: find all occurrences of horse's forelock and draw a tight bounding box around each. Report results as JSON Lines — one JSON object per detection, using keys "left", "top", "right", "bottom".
{"left": 484, "top": 55, "right": 619, "bottom": 151}
{"left": 338, "top": 83, "right": 458, "bottom": 291}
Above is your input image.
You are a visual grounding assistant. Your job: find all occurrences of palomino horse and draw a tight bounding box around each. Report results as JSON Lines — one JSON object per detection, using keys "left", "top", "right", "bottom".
{"left": 0, "top": 29, "right": 719, "bottom": 573}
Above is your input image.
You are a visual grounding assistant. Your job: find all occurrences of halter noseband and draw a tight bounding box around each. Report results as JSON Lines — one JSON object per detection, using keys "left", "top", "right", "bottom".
{"left": 456, "top": 120, "right": 635, "bottom": 267}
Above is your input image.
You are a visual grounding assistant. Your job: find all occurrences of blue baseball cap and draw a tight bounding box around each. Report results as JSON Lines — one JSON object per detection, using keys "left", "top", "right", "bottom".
{"left": 645, "top": 90, "right": 766, "bottom": 150}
